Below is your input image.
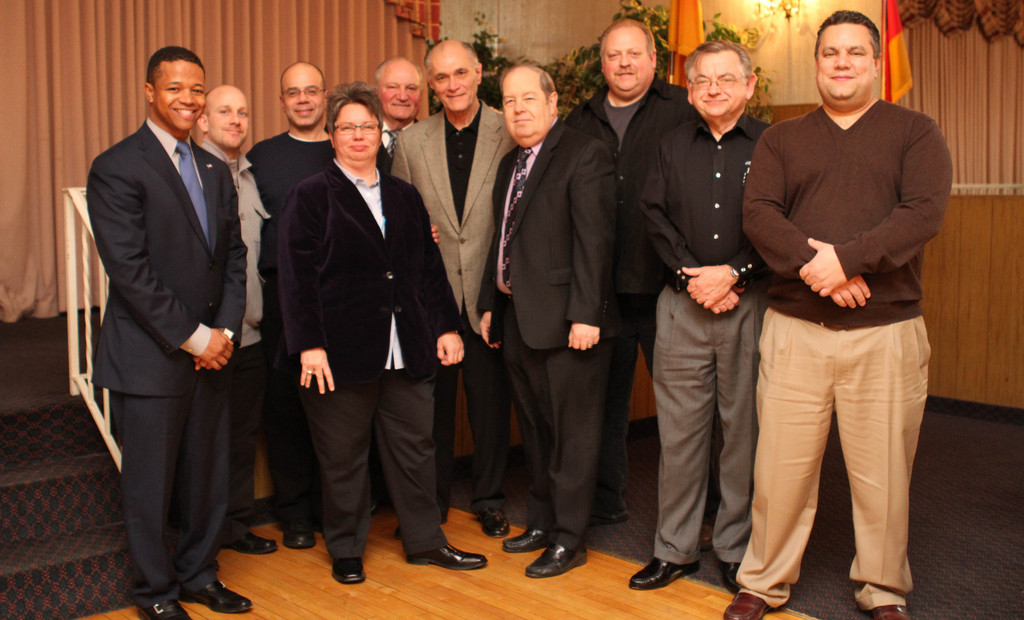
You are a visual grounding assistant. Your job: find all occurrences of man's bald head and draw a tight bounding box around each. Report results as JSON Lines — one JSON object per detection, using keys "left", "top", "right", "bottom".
{"left": 197, "top": 84, "right": 250, "bottom": 159}
{"left": 279, "top": 61, "right": 328, "bottom": 138}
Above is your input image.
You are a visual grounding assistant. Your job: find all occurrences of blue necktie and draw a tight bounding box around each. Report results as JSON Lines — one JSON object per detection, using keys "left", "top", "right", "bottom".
{"left": 175, "top": 141, "right": 210, "bottom": 244}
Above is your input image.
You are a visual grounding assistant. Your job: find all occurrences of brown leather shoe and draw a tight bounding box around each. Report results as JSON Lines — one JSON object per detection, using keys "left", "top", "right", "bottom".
{"left": 871, "top": 604, "right": 910, "bottom": 620}
{"left": 723, "top": 592, "right": 768, "bottom": 620}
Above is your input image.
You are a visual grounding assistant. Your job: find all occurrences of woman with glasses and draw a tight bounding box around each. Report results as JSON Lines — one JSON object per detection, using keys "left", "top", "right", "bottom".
{"left": 277, "top": 81, "right": 487, "bottom": 585}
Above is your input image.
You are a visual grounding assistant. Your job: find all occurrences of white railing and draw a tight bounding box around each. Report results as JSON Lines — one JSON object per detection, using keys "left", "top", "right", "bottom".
{"left": 63, "top": 187, "right": 121, "bottom": 470}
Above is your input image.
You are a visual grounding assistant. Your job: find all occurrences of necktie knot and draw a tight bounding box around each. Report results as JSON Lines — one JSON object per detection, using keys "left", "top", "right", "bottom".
{"left": 175, "top": 140, "right": 191, "bottom": 160}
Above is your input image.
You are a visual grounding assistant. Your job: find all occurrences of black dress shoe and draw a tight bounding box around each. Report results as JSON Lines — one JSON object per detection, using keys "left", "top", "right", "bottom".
{"left": 137, "top": 600, "right": 191, "bottom": 620}
{"left": 179, "top": 581, "right": 252, "bottom": 614}
{"left": 406, "top": 544, "right": 487, "bottom": 570}
{"left": 502, "top": 528, "right": 549, "bottom": 553}
{"left": 331, "top": 557, "right": 365, "bottom": 584}
{"left": 282, "top": 518, "right": 315, "bottom": 549}
{"left": 525, "top": 544, "right": 587, "bottom": 578}
{"left": 589, "top": 511, "right": 629, "bottom": 526}
{"left": 224, "top": 532, "right": 278, "bottom": 555}
{"left": 476, "top": 507, "right": 510, "bottom": 538}
{"left": 628, "top": 557, "right": 699, "bottom": 590}
{"left": 720, "top": 560, "right": 741, "bottom": 593}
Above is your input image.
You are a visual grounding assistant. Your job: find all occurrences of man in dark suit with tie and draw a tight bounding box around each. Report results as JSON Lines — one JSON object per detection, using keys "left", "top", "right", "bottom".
{"left": 478, "top": 64, "right": 617, "bottom": 579}
{"left": 87, "top": 46, "right": 250, "bottom": 620}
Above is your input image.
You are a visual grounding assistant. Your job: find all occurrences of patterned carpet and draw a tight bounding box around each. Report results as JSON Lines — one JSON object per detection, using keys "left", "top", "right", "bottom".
{"left": 2, "top": 315, "right": 1023, "bottom": 619}
{"left": 452, "top": 405, "right": 1024, "bottom": 620}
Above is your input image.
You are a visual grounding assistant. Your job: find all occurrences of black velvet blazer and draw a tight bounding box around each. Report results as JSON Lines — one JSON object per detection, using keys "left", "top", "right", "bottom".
{"left": 277, "top": 163, "right": 460, "bottom": 383}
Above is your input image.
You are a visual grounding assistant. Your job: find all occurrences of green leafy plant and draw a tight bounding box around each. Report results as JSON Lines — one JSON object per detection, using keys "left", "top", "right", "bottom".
{"left": 705, "top": 13, "right": 773, "bottom": 122}
{"left": 430, "top": 2, "right": 773, "bottom": 122}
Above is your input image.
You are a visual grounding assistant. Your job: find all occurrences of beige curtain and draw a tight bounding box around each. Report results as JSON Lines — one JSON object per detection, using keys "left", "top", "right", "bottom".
{"left": 901, "top": 21, "right": 1024, "bottom": 193}
{"left": 0, "top": 0, "right": 429, "bottom": 322}
{"left": 901, "top": 0, "right": 1024, "bottom": 43}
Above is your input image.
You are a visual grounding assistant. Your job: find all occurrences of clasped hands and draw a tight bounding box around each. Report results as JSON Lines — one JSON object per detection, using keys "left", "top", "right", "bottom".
{"left": 682, "top": 265, "right": 742, "bottom": 314}
{"left": 799, "top": 238, "right": 871, "bottom": 308}
{"left": 193, "top": 328, "right": 234, "bottom": 370}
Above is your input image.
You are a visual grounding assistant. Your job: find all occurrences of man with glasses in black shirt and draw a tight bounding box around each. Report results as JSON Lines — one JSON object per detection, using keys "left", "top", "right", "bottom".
{"left": 633, "top": 40, "right": 769, "bottom": 595}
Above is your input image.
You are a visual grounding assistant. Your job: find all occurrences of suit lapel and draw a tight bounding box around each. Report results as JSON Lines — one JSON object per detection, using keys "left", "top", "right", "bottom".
{"left": 462, "top": 108, "right": 503, "bottom": 225}
{"left": 138, "top": 126, "right": 211, "bottom": 253}
{"left": 327, "top": 165, "right": 388, "bottom": 258}
{"left": 509, "top": 121, "right": 565, "bottom": 242}
{"left": 420, "top": 116, "right": 458, "bottom": 231}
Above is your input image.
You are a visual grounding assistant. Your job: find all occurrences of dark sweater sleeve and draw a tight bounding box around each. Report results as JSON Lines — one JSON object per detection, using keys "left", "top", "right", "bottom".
{"left": 833, "top": 115, "right": 952, "bottom": 277}
{"left": 742, "top": 125, "right": 817, "bottom": 279}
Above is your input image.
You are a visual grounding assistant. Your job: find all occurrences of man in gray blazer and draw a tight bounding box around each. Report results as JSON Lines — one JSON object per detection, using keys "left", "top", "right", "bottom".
{"left": 391, "top": 40, "right": 516, "bottom": 538}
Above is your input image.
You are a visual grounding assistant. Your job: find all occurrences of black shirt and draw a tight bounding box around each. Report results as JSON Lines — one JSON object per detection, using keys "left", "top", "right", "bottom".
{"left": 639, "top": 114, "right": 769, "bottom": 282}
{"left": 444, "top": 106, "right": 482, "bottom": 223}
{"left": 565, "top": 78, "right": 699, "bottom": 294}
{"left": 247, "top": 132, "right": 334, "bottom": 272}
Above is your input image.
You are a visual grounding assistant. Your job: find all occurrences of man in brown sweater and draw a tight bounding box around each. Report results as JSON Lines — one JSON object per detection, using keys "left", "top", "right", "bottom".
{"left": 722, "top": 11, "right": 952, "bottom": 620}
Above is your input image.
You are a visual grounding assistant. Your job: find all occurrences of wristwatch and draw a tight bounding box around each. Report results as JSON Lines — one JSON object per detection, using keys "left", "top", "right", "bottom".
{"left": 220, "top": 327, "right": 235, "bottom": 341}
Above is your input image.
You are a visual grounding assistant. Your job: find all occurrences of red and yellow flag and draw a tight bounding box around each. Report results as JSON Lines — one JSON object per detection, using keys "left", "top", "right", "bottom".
{"left": 884, "top": 0, "right": 913, "bottom": 101}
{"left": 668, "top": 0, "right": 705, "bottom": 85}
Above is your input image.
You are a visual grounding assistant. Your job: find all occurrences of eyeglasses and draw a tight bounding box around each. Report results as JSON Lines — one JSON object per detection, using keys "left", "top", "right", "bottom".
{"left": 283, "top": 86, "right": 324, "bottom": 99}
{"left": 334, "top": 122, "right": 380, "bottom": 135}
{"left": 689, "top": 75, "right": 743, "bottom": 91}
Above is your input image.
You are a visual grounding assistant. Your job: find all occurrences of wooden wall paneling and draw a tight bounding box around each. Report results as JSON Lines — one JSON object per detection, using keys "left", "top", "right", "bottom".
{"left": 984, "top": 198, "right": 1024, "bottom": 406}
{"left": 921, "top": 196, "right": 963, "bottom": 400}
{"left": 952, "top": 196, "right": 993, "bottom": 403}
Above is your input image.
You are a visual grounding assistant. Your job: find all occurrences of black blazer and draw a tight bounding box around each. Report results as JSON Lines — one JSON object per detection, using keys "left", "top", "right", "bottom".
{"left": 87, "top": 123, "right": 247, "bottom": 396}
{"left": 277, "top": 163, "right": 461, "bottom": 383}
{"left": 479, "top": 121, "right": 619, "bottom": 350}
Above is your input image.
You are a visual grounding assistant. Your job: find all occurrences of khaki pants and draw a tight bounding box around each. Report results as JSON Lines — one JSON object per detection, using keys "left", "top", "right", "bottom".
{"left": 737, "top": 309, "right": 930, "bottom": 610}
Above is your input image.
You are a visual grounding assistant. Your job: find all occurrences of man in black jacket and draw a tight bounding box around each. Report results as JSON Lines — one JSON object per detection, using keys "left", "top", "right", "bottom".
{"left": 565, "top": 18, "right": 698, "bottom": 525}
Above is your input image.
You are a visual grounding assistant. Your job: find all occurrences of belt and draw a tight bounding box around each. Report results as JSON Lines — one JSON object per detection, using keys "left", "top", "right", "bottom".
{"left": 815, "top": 321, "right": 875, "bottom": 331}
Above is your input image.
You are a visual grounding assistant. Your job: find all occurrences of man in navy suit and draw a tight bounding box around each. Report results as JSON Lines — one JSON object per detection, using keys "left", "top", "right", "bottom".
{"left": 87, "top": 46, "right": 251, "bottom": 620}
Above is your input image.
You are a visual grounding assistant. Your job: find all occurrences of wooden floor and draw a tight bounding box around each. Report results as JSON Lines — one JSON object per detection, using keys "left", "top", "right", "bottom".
{"left": 87, "top": 509, "right": 810, "bottom": 620}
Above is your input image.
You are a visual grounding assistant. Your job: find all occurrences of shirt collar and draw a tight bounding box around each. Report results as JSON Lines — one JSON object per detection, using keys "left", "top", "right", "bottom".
{"left": 444, "top": 104, "right": 482, "bottom": 138}
{"left": 146, "top": 118, "right": 183, "bottom": 160}
{"left": 335, "top": 160, "right": 380, "bottom": 189}
{"left": 198, "top": 139, "right": 252, "bottom": 173}
{"left": 694, "top": 113, "right": 758, "bottom": 142}
{"left": 589, "top": 76, "right": 670, "bottom": 116}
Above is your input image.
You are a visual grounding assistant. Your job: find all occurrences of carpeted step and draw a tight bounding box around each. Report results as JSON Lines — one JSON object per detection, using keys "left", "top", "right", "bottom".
{"left": 0, "top": 522, "right": 132, "bottom": 619}
{"left": 0, "top": 453, "right": 121, "bottom": 546}
{"left": 0, "top": 401, "right": 108, "bottom": 469}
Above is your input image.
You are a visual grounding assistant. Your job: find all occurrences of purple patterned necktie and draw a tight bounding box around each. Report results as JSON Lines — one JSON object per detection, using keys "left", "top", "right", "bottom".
{"left": 500, "top": 147, "right": 533, "bottom": 290}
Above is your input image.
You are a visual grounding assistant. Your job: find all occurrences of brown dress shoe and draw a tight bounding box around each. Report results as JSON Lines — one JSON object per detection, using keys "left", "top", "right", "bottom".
{"left": 871, "top": 604, "right": 910, "bottom": 620}
{"left": 723, "top": 592, "right": 768, "bottom": 620}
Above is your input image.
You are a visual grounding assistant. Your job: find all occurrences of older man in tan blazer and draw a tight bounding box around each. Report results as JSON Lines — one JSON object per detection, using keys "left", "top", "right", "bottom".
{"left": 391, "top": 40, "right": 516, "bottom": 538}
